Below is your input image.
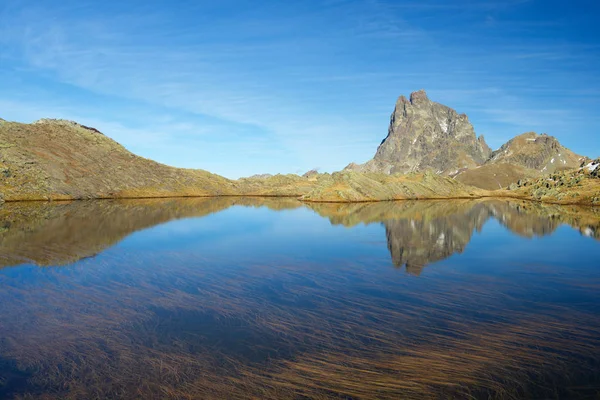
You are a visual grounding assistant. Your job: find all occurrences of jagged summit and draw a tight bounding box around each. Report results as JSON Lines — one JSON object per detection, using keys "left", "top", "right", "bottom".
{"left": 404, "top": 89, "right": 429, "bottom": 105}
{"left": 346, "top": 90, "right": 492, "bottom": 175}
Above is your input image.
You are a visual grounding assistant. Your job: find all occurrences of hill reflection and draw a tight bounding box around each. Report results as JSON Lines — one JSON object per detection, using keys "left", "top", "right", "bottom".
{"left": 0, "top": 197, "right": 598, "bottom": 271}
{"left": 308, "top": 199, "right": 600, "bottom": 274}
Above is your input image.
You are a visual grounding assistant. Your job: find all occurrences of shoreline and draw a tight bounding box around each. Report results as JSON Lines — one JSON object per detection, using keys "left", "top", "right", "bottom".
{"left": 1, "top": 193, "right": 598, "bottom": 207}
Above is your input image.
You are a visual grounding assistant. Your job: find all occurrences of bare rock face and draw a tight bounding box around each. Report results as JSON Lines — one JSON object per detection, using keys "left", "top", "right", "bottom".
{"left": 347, "top": 90, "right": 492, "bottom": 175}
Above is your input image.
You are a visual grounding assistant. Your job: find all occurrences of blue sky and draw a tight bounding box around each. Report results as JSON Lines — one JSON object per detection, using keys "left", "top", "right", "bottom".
{"left": 1, "top": 0, "right": 598, "bottom": 178}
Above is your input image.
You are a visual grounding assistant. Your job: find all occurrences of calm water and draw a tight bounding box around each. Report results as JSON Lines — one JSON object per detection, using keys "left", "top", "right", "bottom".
{"left": 0, "top": 197, "right": 599, "bottom": 399}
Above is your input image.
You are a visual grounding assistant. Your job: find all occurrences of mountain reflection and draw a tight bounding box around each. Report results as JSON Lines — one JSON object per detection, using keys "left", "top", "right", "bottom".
{"left": 308, "top": 199, "right": 600, "bottom": 274}
{"left": 0, "top": 197, "right": 598, "bottom": 271}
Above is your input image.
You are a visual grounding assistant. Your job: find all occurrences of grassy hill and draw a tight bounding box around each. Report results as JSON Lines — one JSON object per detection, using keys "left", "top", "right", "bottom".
{"left": 0, "top": 119, "right": 236, "bottom": 200}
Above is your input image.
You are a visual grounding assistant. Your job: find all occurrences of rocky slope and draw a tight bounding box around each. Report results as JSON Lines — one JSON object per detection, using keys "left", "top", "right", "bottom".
{"left": 0, "top": 119, "right": 236, "bottom": 200}
{"left": 501, "top": 158, "right": 600, "bottom": 206}
{"left": 455, "top": 132, "right": 585, "bottom": 190}
{"left": 487, "top": 132, "right": 584, "bottom": 172}
{"left": 346, "top": 90, "right": 492, "bottom": 175}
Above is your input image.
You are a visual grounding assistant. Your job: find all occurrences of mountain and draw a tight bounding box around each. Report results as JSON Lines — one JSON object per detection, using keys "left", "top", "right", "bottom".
{"left": 0, "top": 113, "right": 597, "bottom": 205}
{"left": 455, "top": 132, "right": 586, "bottom": 190}
{"left": 345, "top": 90, "right": 589, "bottom": 192}
{"left": 0, "top": 117, "right": 485, "bottom": 202}
{"left": 0, "top": 118, "right": 235, "bottom": 200}
{"left": 345, "top": 90, "right": 492, "bottom": 175}
{"left": 487, "top": 132, "right": 583, "bottom": 172}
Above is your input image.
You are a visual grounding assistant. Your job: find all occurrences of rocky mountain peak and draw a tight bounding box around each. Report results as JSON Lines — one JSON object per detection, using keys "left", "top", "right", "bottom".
{"left": 346, "top": 90, "right": 492, "bottom": 175}
{"left": 409, "top": 89, "right": 429, "bottom": 105}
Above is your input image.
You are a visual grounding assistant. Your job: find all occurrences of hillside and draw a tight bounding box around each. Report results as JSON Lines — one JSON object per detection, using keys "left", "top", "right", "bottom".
{"left": 500, "top": 159, "right": 600, "bottom": 206}
{"left": 455, "top": 132, "right": 585, "bottom": 190}
{"left": 300, "top": 170, "right": 484, "bottom": 202}
{"left": 0, "top": 119, "right": 235, "bottom": 201}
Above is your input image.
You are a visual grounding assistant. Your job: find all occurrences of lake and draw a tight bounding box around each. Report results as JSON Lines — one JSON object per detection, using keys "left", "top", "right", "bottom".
{"left": 0, "top": 197, "right": 599, "bottom": 399}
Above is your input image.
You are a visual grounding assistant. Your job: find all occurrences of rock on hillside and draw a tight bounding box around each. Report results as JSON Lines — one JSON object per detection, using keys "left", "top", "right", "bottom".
{"left": 0, "top": 118, "right": 235, "bottom": 200}
{"left": 503, "top": 159, "right": 600, "bottom": 205}
{"left": 346, "top": 90, "right": 492, "bottom": 175}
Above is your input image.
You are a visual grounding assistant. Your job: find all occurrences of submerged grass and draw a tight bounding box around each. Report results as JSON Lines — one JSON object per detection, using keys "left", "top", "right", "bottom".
{"left": 0, "top": 250, "right": 599, "bottom": 399}
{"left": 0, "top": 198, "right": 599, "bottom": 399}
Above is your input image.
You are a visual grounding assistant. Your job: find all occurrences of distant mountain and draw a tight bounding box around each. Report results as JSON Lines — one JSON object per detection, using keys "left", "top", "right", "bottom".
{"left": 488, "top": 132, "right": 583, "bottom": 172}
{"left": 456, "top": 132, "right": 586, "bottom": 190}
{"left": 346, "top": 90, "right": 588, "bottom": 191}
{"left": 346, "top": 90, "right": 492, "bottom": 175}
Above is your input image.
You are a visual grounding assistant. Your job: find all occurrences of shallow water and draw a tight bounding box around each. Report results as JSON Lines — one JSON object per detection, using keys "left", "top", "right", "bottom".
{"left": 0, "top": 197, "right": 599, "bottom": 399}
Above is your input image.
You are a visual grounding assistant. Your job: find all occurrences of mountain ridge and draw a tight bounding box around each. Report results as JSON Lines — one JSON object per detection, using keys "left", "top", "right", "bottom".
{"left": 344, "top": 90, "right": 588, "bottom": 191}
{"left": 0, "top": 91, "right": 598, "bottom": 205}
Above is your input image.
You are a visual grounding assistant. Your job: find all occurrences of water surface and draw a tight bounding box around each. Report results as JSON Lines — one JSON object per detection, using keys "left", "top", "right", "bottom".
{"left": 0, "top": 197, "right": 599, "bottom": 399}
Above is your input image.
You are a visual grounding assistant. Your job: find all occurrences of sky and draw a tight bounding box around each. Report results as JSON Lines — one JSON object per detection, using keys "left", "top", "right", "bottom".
{"left": 1, "top": 0, "right": 599, "bottom": 178}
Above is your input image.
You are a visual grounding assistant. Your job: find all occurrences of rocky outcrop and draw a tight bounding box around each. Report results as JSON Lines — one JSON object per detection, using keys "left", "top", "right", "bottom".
{"left": 247, "top": 173, "right": 274, "bottom": 179}
{"left": 582, "top": 158, "right": 600, "bottom": 178}
{"left": 504, "top": 161, "right": 600, "bottom": 205}
{"left": 346, "top": 90, "right": 492, "bottom": 175}
{"left": 302, "top": 169, "right": 319, "bottom": 178}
